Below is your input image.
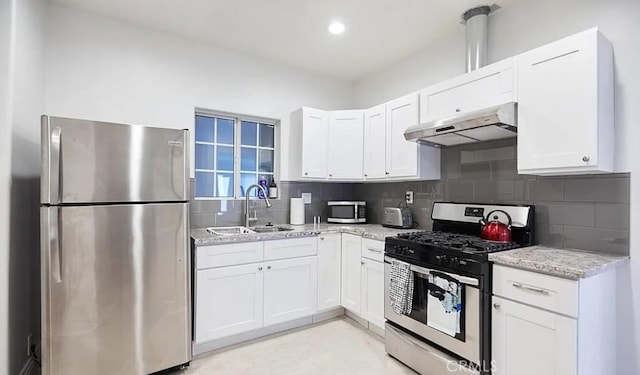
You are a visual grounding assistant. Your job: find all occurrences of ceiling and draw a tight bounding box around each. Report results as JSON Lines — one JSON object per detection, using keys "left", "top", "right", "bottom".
{"left": 50, "top": 0, "right": 517, "bottom": 81}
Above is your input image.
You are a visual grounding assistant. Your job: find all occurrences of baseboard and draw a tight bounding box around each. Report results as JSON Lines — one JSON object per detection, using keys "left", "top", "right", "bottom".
{"left": 345, "top": 310, "right": 385, "bottom": 338}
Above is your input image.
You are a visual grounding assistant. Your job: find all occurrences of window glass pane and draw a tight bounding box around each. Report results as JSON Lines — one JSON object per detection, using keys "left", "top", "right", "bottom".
{"left": 217, "top": 118, "right": 234, "bottom": 144}
{"left": 216, "top": 146, "right": 234, "bottom": 171}
{"left": 240, "top": 147, "right": 257, "bottom": 171}
{"left": 195, "top": 144, "right": 214, "bottom": 170}
{"left": 258, "top": 149, "right": 274, "bottom": 173}
{"left": 259, "top": 124, "right": 274, "bottom": 148}
{"left": 215, "top": 173, "right": 234, "bottom": 198}
{"left": 195, "top": 172, "right": 214, "bottom": 197}
{"left": 195, "top": 116, "right": 214, "bottom": 142}
{"left": 241, "top": 121, "right": 257, "bottom": 146}
{"left": 240, "top": 173, "right": 257, "bottom": 197}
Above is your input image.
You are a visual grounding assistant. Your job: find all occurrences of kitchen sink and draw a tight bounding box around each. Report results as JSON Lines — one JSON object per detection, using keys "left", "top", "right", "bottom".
{"left": 206, "top": 226, "right": 256, "bottom": 236}
{"left": 251, "top": 226, "right": 294, "bottom": 233}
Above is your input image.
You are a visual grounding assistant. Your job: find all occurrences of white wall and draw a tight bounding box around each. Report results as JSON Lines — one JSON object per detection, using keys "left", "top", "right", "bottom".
{"left": 45, "top": 5, "right": 355, "bottom": 181}
{"left": 9, "top": 0, "right": 45, "bottom": 373}
{"left": 0, "top": 0, "right": 15, "bottom": 372}
{"left": 354, "top": 0, "right": 640, "bottom": 372}
{"left": 354, "top": 0, "right": 640, "bottom": 175}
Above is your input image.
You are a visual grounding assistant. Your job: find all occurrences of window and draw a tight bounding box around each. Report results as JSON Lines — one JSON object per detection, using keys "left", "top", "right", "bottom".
{"left": 194, "top": 111, "right": 277, "bottom": 199}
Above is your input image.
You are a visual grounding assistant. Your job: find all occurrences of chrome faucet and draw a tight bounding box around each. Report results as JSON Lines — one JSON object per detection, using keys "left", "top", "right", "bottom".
{"left": 245, "top": 184, "right": 272, "bottom": 227}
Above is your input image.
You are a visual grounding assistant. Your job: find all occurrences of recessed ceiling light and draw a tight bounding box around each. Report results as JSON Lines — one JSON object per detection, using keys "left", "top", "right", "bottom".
{"left": 328, "top": 22, "right": 346, "bottom": 35}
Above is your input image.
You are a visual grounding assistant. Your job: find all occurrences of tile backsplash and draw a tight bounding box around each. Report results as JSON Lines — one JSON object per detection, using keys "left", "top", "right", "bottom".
{"left": 190, "top": 181, "right": 355, "bottom": 228}
{"left": 354, "top": 139, "right": 630, "bottom": 255}
{"left": 189, "top": 139, "right": 630, "bottom": 255}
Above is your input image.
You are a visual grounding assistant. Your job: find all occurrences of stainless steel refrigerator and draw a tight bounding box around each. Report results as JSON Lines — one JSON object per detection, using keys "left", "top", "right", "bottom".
{"left": 40, "top": 116, "right": 191, "bottom": 375}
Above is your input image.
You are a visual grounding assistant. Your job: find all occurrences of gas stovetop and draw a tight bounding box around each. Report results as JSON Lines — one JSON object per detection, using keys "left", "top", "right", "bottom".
{"left": 396, "top": 231, "right": 520, "bottom": 253}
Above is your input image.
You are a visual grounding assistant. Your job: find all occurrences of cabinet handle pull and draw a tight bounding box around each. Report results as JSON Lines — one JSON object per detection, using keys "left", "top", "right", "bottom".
{"left": 304, "top": 172, "right": 308, "bottom": 176}
{"left": 493, "top": 303, "right": 500, "bottom": 309}
{"left": 319, "top": 237, "right": 324, "bottom": 240}
{"left": 582, "top": 156, "right": 590, "bottom": 162}
{"left": 361, "top": 261, "right": 365, "bottom": 265}
{"left": 385, "top": 172, "right": 389, "bottom": 175}
{"left": 258, "top": 266, "right": 263, "bottom": 271}
{"left": 367, "top": 247, "right": 382, "bottom": 253}
{"left": 455, "top": 108, "right": 461, "bottom": 113}
{"left": 267, "top": 265, "right": 271, "bottom": 270}
{"left": 512, "top": 282, "right": 549, "bottom": 295}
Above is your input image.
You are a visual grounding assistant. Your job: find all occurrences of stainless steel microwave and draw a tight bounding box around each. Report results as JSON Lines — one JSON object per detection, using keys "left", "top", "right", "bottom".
{"left": 327, "top": 201, "right": 366, "bottom": 224}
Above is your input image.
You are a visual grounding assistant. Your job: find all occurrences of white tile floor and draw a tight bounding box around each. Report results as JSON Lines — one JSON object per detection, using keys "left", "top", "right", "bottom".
{"left": 182, "top": 318, "right": 417, "bottom": 375}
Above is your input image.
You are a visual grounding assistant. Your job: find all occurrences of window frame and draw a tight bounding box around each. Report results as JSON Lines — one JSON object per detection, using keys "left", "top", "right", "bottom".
{"left": 194, "top": 108, "right": 280, "bottom": 200}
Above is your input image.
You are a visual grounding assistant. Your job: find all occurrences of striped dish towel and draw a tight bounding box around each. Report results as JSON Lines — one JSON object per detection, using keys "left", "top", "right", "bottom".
{"left": 390, "top": 259, "right": 414, "bottom": 315}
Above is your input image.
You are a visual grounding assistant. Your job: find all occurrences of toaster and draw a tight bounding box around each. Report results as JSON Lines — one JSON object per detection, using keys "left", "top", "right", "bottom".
{"left": 382, "top": 207, "right": 413, "bottom": 229}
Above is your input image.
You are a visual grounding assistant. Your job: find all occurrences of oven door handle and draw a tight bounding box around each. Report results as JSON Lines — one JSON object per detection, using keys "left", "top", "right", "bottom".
{"left": 384, "top": 256, "right": 479, "bottom": 287}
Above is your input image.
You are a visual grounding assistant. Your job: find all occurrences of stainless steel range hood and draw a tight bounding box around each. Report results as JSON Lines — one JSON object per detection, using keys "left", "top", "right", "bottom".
{"left": 404, "top": 102, "right": 517, "bottom": 147}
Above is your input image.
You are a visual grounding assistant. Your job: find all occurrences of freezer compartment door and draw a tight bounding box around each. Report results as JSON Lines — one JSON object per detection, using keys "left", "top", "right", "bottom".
{"left": 41, "top": 116, "right": 188, "bottom": 204}
{"left": 41, "top": 203, "right": 191, "bottom": 375}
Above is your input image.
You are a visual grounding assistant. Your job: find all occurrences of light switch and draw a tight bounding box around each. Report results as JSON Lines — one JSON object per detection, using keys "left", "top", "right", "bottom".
{"left": 301, "top": 193, "right": 312, "bottom": 204}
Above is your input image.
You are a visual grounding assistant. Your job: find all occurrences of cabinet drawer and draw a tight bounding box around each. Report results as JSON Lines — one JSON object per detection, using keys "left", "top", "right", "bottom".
{"left": 196, "top": 242, "right": 264, "bottom": 270}
{"left": 264, "top": 236, "right": 318, "bottom": 261}
{"left": 361, "top": 238, "right": 384, "bottom": 262}
{"left": 493, "top": 265, "right": 578, "bottom": 317}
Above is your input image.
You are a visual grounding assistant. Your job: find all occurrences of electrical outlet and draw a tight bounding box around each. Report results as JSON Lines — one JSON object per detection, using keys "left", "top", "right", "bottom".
{"left": 405, "top": 191, "right": 414, "bottom": 204}
{"left": 27, "top": 333, "right": 32, "bottom": 357}
{"left": 301, "top": 193, "right": 312, "bottom": 204}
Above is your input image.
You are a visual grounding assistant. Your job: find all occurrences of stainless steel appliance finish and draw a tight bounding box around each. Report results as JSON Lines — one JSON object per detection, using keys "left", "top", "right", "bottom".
{"left": 462, "top": 6, "right": 491, "bottom": 73}
{"left": 41, "top": 116, "right": 189, "bottom": 204}
{"left": 41, "top": 116, "right": 191, "bottom": 375}
{"left": 244, "top": 184, "right": 272, "bottom": 227}
{"left": 382, "top": 207, "right": 413, "bottom": 229}
{"left": 384, "top": 202, "right": 535, "bottom": 375}
{"left": 385, "top": 324, "right": 480, "bottom": 375}
{"left": 327, "top": 201, "right": 366, "bottom": 224}
{"left": 403, "top": 102, "right": 517, "bottom": 147}
{"left": 384, "top": 257, "right": 481, "bottom": 363}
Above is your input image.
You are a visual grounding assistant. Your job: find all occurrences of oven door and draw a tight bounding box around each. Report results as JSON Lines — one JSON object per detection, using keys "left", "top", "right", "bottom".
{"left": 384, "top": 256, "right": 481, "bottom": 364}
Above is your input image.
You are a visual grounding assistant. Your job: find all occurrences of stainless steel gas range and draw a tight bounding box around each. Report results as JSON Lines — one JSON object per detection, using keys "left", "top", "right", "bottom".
{"left": 384, "top": 202, "right": 535, "bottom": 375}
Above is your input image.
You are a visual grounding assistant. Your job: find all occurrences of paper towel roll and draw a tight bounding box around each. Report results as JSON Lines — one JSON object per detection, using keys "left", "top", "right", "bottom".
{"left": 290, "top": 198, "right": 305, "bottom": 225}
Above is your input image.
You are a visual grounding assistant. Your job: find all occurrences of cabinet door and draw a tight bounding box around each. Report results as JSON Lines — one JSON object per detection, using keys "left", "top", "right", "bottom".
{"left": 363, "top": 104, "right": 387, "bottom": 180}
{"left": 317, "top": 233, "right": 342, "bottom": 311}
{"left": 195, "top": 263, "right": 264, "bottom": 343}
{"left": 517, "top": 28, "right": 613, "bottom": 174}
{"left": 386, "top": 93, "right": 419, "bottom": 178}
{"left": 301, "top": 108, "right": 329, "bottom": 178}
{"left": 341, "top": 234, "right": 363, "bottom": 313}
{"left": 328, "top": 110, "right": 364, "bottom": 180}
{"left": 492, "top": 296, "right": 577, "bottom": 375}
{"left": 419, "top": 58, "right": 514, "bottom": 123}
{"left": 263, "top": 256, "right": 318, "bottom": 326}
{"left": 360, "top": 258, "right": 385, "bottom": 329}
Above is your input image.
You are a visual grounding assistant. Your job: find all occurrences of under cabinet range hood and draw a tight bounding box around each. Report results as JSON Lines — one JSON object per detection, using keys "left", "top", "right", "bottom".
{"left": 404, "top": 102, "right": 517, "bottom": 147}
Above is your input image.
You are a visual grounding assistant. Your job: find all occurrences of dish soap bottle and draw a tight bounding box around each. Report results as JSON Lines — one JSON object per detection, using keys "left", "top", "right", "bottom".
{"left": 258, "top": 175, "right": 267, "bottom": 198}
{"left": 269, "top": 178, "right": 278, "bottom": 199}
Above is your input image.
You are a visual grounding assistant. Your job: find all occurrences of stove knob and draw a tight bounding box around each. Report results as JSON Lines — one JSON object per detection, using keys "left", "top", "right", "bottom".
{"left": 449, "top": 257, "right": 460, "bottom": 267}
{"left": 435, "top": 255, "right": 447, "bottom": 265}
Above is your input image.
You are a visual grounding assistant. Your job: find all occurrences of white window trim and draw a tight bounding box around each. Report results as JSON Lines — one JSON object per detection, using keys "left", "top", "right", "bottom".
{"left": 194, "top": 108, "right": 280, "bottom": 200}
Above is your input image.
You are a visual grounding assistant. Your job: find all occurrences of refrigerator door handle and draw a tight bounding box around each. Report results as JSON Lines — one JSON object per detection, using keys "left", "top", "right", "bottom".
{"left": 50, "top": 126, "right": 62, "bottom": 203}
{"left": 50, "top": 207, "right": 62, "bottom": 283}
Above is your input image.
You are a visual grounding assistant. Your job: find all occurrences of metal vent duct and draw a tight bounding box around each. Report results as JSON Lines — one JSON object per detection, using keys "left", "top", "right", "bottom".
{"left": 463, "top": 6, "right": 491, "bottom": 72}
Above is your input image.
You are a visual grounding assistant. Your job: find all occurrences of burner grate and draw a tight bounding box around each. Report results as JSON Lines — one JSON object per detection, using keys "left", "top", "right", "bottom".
{"left": 397, "top": 231, "right": 519, "bottom": 253}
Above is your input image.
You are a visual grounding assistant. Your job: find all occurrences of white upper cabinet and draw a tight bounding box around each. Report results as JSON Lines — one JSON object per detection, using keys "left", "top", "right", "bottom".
{"left": 328, "top": 110, "right": 364, "bottom": 180}
{"left": 386, "top": 93, "right": 441, "bottom": 179}
{"left": 516, "top": 28, "right": 614, "bottom": 175}
{"left": 290, "top": 107, "right": 329, "bottom": 180}
{"left": 363, "top": 104, "right": 387, "bottom": 180}
{"left": 419, "top": 58, "right": 515, "bottom": 124}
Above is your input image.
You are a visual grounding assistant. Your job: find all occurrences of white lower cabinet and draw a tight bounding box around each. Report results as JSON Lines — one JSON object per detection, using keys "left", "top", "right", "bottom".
{"left": 264, "top": 256, "right": 318, "bottom": 326}
{"left": 317, "top": 233, "right": 342, "bottom": 311}
{"left": 360, "top": 258, "right": 385, "bottom": 329}
{"left": 491, "top": 265, "right": 617, "bottom": 375}
{"left": 492, "top": 296, "right": 577, "bottom": 375}
{"left": 195, "top": 263, "right": 264, "bottom": 343}
{"left": 341, "top": 234, "right": 363, "bottom": 313}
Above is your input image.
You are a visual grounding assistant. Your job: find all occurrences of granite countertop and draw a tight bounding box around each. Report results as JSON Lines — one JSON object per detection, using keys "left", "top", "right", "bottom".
{"left": 488, "top": 246, "right": 629, "bottom": 280}
{"left": 191, "top": 223, "right": 421, "bottom": 246}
